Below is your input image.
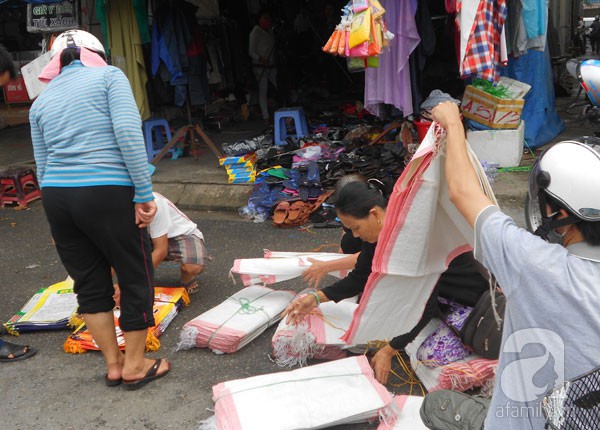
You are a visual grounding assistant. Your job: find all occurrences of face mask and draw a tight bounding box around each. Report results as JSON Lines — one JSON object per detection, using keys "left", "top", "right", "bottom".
{"left": 259, "top": 17, "right": 272, "bottom": 30}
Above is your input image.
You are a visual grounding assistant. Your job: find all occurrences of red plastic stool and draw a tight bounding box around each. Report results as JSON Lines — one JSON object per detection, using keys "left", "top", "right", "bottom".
{"left": 0, "top": 168, "right": 42, "bottom": 207}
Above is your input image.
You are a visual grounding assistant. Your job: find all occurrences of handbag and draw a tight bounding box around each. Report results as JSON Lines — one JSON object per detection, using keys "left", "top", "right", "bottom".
{"left": 459, "top": 289, "right": 505, "bottom": 359}
{"left": 420, "top": 390, "right": 490, "bottom": 430}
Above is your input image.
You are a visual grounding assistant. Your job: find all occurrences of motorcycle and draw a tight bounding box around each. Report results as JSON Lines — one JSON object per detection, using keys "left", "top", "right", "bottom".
{"left": 565, "top": 57, "right": 600, "bottom": 123}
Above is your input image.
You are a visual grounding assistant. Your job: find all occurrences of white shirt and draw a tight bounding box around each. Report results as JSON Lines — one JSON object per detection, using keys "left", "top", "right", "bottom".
{"left": 148, "top": 193, "right": 203, "bottom": 241}
{"left": 248, "top": 25, "right": 275, "bottom": 66}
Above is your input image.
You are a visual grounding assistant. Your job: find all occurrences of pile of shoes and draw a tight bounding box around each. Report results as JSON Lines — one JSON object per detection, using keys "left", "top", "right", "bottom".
{"left": 221, "top": 134, "right": 273, "bottom": 157}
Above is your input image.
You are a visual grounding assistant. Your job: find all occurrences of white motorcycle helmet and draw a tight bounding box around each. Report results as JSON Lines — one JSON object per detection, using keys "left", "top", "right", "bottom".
{"left": 50, "top": 29, "right": 105, "bottom": 58}
{"left": 528, "top": 140, "right": 600, "bottom": 241}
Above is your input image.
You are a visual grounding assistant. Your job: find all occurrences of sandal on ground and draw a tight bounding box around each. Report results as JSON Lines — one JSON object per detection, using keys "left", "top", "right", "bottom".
{"left": 122, "top": 358, "right": 170, "bottom": 391}
{"left": 105, "top": 374, "right": 122, "bottom": 387}
{"left": 272, "top": 201, "right": 290, "bottom": 224}
{"left": 0, "top": 341, "right": 37, "bottom": 362}
{"left": 183, "top": 279, "right": 200, "bottom": 295}
{"left": 286, "top": 201, "right": 304, "bottom": 222}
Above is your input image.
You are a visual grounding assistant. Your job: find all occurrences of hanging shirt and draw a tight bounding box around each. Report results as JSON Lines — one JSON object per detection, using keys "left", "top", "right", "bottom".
{"left": 364, "top": 0, "right": 420, "bottom": 117}
{"left": 459, "top": 0, "right": 507, "bottom": 82}
{"left": 248, "top": 25, "right": 275, "bottom": 67}
{"left": 521, "top": 0, "right": 547, "bottom": 39}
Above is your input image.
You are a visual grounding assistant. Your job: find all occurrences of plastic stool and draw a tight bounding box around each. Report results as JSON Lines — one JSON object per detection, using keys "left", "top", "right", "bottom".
{"left": 143, "top": 118, "right": 173, "bottom": 161}
{"left": 0, "top": 168, "right": 41, "bottom": 207}
{"left": 274, "top": 107, "right": 309, "bottom": 146}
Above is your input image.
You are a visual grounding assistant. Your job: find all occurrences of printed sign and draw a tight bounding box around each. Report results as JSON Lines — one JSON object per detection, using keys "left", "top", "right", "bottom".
{"left": 27, "top": 0, "right": 80, "bottom": 33}
{"left": 21, "top": 51, "right": 52, "bottom": 100}
{"left": 4, "top": 77, "right": 30, "bottom": 103}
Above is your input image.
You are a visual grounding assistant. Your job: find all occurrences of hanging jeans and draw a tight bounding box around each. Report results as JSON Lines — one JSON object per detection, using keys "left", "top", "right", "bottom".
{"left": 253, "top": 66, "right": 277, "bottom": 120}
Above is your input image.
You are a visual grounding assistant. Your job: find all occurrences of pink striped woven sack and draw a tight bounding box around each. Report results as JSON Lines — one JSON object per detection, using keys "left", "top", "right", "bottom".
{"left": 343, "top": 122, "right": 496, "bottom": 345}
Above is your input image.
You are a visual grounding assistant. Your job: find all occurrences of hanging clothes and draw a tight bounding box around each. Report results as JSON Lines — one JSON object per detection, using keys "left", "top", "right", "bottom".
{"left": 522, "top": 0, "right": 547, "bottom": 39}
{"left": 504, "top": 0, "right": 528, "bottom": 57}
{"left": 458, "top": 0, "right": 507, "bottom": 82}
{"left": 97, "top": 0, "right": 151, "bottom": 120}
{"left": 151, "top": 8, "right": 192, "bottom": 84}
{"left": 364, "top": 0, "right": 421, "bottom": 118}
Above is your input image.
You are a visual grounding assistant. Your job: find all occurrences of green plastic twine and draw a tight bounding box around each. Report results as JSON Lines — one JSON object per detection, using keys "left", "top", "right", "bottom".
{"left": 206, "top": 291, "right": 274, "bottom": 349}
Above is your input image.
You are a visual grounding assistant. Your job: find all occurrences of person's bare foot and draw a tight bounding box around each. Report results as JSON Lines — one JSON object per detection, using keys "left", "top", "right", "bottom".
{"left": 106, "top": 352, "right": 125, "bottom": 382}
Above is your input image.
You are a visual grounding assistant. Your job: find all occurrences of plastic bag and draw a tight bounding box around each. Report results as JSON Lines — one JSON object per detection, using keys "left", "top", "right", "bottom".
{"left": 349, "top": 8, "right": 371, "bottom": 48}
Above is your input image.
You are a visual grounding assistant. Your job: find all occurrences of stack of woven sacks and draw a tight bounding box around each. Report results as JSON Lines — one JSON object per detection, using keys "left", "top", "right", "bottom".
{"left": 4, "top": 278, "right": 77, "bottom": 334}
{"left": 177, "top": 286, "right": 295, "bottom": 354}
{"left": 199, "top": 356, "right": 394, "bottom": 430}
{"left": 64, "top": 287, "right": 189, "bottom": 353}
{"left": 271, "top": 295, "right": 358, "bottom": 367}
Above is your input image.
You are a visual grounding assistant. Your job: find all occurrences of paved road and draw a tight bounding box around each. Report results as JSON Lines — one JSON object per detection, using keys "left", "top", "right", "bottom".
{"left": 0, "top": 201, "right": 527, "bottom": 430}
{"left": 0, "top": 203, "right": 370, "bottom": 430}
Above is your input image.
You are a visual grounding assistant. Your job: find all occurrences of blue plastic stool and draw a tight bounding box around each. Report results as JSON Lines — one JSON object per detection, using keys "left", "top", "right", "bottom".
{"left": 143, "top": 118, "right": 173, "bottom": 161}
{"left": 273, "top": 107, "right": 309, "bottom": 146}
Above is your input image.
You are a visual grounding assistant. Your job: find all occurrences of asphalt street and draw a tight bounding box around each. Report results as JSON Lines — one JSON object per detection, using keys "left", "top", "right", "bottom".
{"left": 0, "top": 201, "right": 527, "bottom": 430}
{"left": 0, "top": 203, "right": 372, "bottom": 430}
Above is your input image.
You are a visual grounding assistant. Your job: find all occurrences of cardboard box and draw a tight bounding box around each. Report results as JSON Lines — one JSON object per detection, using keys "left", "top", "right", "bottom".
{"left": 461, "top": 77, "right": 530, "bottom": 129}
{"left": 219, "top": 153, "right": 257, "bottom": 166}
{"left": 467, "top": 121, "right": 525, "bottom": 168}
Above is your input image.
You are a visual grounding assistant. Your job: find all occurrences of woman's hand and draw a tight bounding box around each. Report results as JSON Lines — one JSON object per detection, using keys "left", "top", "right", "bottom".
{"left": 302, "top": 258, "right": 332, "bottom": 288}
{"left": 370, "top": 344, "right": 397, "bottom": 385}
{"left": 135, "top": 201, "right": 157, "bottom": 228}
{"left": 281, "top": 293, "right": 319, "bottom": 325}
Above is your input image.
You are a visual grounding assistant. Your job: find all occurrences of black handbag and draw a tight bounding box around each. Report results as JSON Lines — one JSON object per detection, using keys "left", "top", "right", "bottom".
{"left": 460, "top": 289, "right": 505, "bottom": 359}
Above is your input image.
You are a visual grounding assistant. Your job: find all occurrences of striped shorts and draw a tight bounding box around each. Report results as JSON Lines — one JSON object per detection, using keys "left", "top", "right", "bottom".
{"left": 166, "top": 234, "right": 206, "bottom": 266}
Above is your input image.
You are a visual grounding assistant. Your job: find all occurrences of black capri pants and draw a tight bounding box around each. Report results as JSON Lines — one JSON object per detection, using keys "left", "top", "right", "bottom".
{"left": 42, "top": 186, "right": 155, "bottom": 332}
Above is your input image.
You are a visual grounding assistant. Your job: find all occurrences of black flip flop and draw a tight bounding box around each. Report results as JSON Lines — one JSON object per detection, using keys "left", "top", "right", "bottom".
{"left": 105, "top": 374, "right": 122, "bottom": 387}
{"left": 0, "top": 341, "right": 37, "bottom": 362}
{"left": 122, "top": 359, "right": 170, "bottom": 391}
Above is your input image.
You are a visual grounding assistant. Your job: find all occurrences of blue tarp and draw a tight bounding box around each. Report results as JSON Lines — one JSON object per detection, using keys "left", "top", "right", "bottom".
{"left": 502, "top": 46, "right": 565, "bottom": 149}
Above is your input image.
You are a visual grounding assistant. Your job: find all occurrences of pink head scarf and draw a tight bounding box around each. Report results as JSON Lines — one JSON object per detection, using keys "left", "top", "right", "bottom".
{"left": 38, "top": 47, "right": 108, "bottom": 83}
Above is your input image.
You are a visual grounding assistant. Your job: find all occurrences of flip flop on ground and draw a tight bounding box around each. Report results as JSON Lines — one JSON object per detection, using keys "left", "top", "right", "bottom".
{"left": 0, "top": 340, "right": 37, "bottom": 362}
{"left": 123, "top": 358, "right": 170, "bottom": 391}
{"left": 272, "top": 201, "right": 290, "bottom": 224}
{"left": 286, "top": 201, "right": 305, "bottom": 222}
{"left": 105, "top": 374, "right": 122, "bottom": 387}
{"left": 183, "top": 278, "right": 200, "bottom": 295}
